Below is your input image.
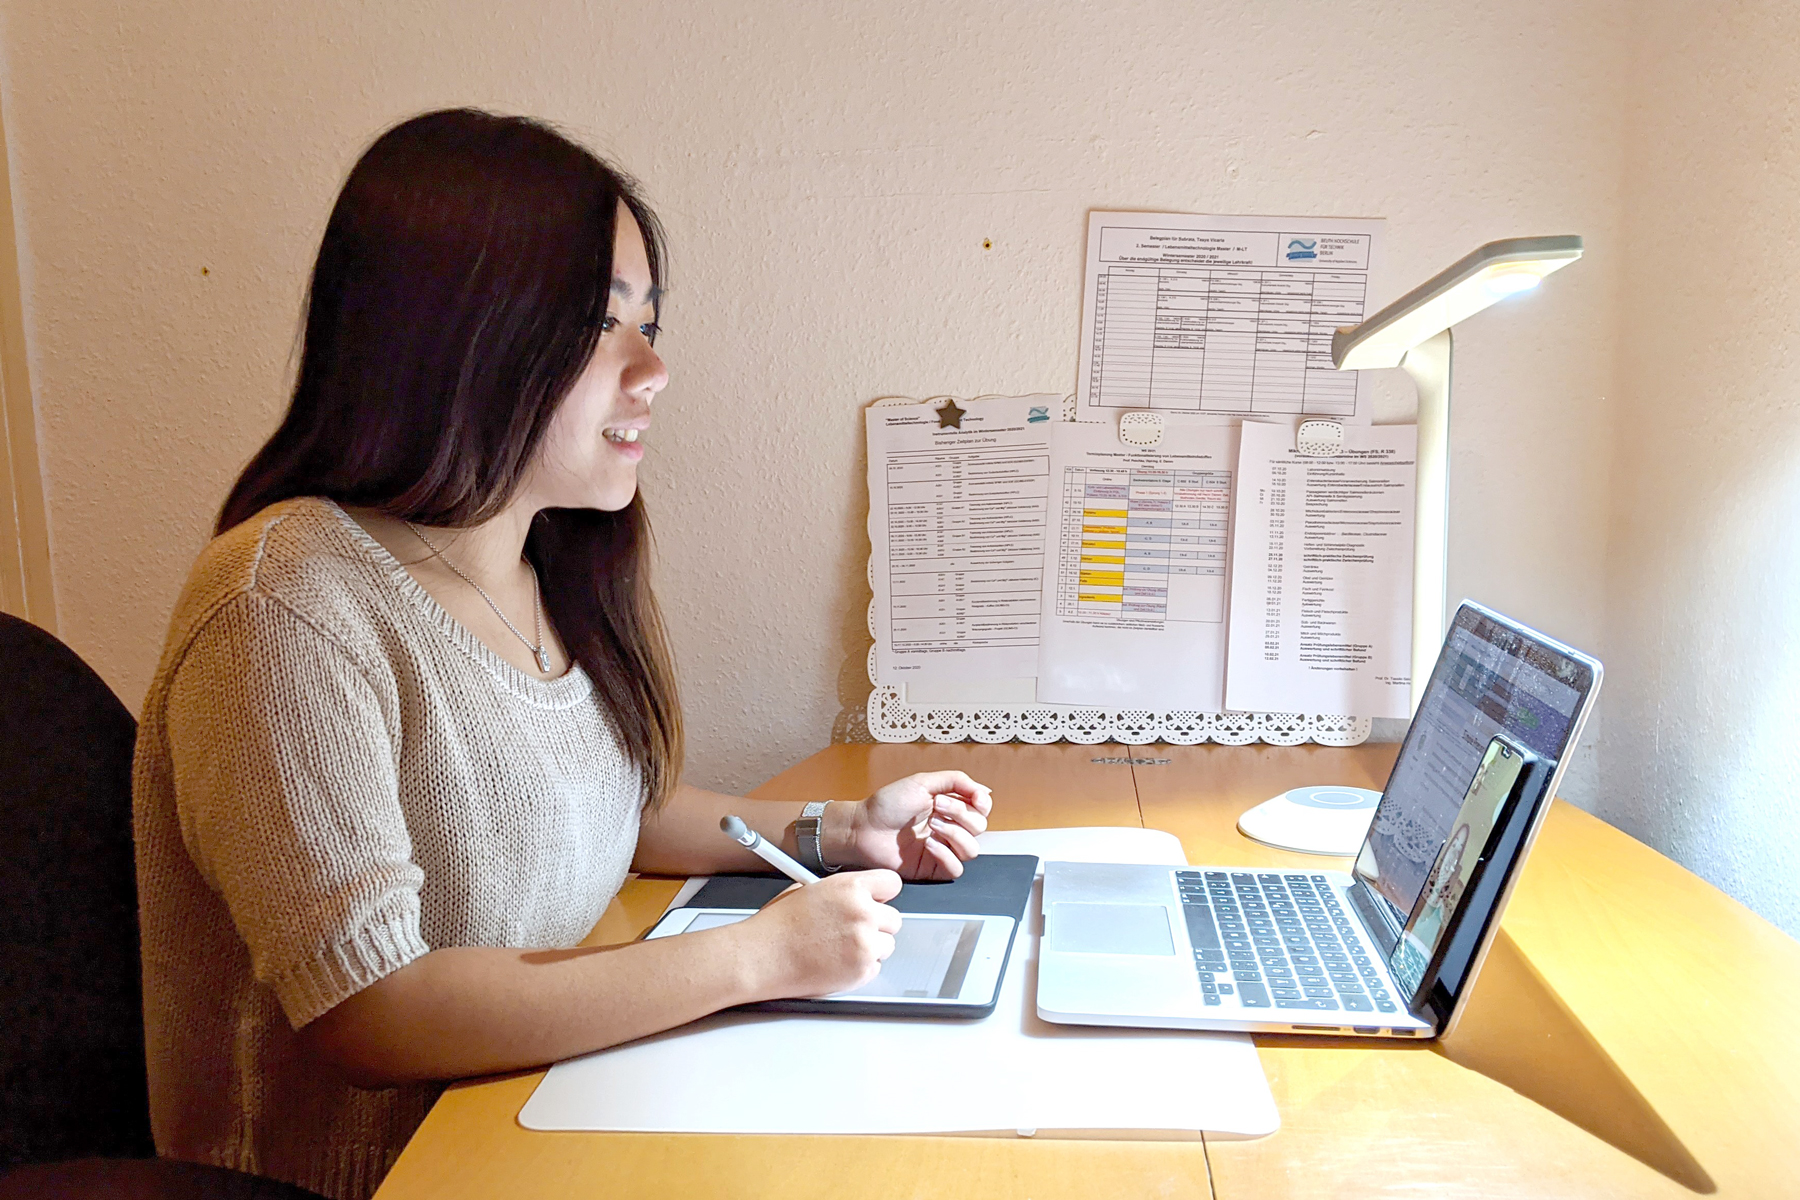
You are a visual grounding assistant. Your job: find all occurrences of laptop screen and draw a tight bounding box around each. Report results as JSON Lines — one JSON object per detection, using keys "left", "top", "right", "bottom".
{"left": 1352, "top": 603, "right": 1599, "bottom": 951}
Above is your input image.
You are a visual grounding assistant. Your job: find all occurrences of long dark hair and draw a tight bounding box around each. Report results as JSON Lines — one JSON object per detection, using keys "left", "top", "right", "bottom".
{"left": 219, "top": 108, "right": 682, "bottom": 811}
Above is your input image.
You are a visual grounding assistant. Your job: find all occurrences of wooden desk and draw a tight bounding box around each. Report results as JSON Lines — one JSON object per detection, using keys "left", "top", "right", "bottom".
{"left": 375, "top": 742, "right": 1800, "bottom": 1199}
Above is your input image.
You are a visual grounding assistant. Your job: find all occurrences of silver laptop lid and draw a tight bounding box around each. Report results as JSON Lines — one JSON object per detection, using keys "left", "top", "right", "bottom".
{"left": 1346, "top": 601, "right": 1602, "bottom": 1036}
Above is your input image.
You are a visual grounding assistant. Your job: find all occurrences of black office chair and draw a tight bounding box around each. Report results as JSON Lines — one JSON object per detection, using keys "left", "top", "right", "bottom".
{"left": 0, "top": 612, "right": 325, "bottom": 1200}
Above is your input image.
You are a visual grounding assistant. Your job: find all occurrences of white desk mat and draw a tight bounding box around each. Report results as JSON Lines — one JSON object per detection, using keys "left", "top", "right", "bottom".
{"left": 519, "top": 828, "right": 1278, "bottom": 1140}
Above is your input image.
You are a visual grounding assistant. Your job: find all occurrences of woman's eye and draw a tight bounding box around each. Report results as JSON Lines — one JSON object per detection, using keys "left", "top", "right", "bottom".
{"left": 599, "top": 315, "right": 657, "bottom": 345}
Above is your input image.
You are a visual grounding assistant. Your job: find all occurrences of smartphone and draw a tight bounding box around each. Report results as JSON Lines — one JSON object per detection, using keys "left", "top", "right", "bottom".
{"left": 1389, "top": 735, "right": 1538, "bottom": 1002}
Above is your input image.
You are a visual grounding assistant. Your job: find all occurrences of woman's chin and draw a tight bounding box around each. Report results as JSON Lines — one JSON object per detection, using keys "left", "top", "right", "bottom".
{"left": 592, "top": 479, "right": 639, "bottom": 512}
{"left": 534, "top": 462, "right": 639, "bottom": 513}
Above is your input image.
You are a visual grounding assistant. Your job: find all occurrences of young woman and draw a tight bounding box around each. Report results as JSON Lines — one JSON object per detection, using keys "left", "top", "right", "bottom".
{"left": 132, "top": 109, "right": 992, "bottom": 1200}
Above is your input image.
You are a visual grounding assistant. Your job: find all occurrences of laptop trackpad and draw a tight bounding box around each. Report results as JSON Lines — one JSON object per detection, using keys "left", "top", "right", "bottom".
{"left": 1049, "top": 902, "right": 1175, "bottom": 955}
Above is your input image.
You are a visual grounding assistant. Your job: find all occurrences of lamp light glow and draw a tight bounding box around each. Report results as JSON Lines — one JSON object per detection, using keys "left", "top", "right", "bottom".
{"left": 1483, "top": 270, "right": 1542, "bottom": 299}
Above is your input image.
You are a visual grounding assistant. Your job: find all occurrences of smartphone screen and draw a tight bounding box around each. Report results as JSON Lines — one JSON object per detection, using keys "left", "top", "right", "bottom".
{"left": 1389, "top": 736, "right": 1530, "bottom": 999}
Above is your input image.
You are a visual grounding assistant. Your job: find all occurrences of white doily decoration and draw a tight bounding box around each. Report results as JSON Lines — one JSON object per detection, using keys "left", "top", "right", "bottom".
{"left": 864, "top": 685, "right": 1371, "bottom": 747}
{"left": 862, "top": 394, "right": 1372, "bottom": 749}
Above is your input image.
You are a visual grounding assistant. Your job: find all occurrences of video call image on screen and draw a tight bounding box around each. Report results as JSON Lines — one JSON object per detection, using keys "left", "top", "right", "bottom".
{"left": 1387, "top": 738, "right": 1525, "bottom": 997}
{"left": 1355, "top": 614, "right": 1585, "bottom": 932}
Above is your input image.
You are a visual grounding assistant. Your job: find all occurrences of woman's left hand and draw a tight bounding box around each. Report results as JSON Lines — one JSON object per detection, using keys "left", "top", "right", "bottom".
{"left": 840, "top": 771, "right": 993, "bottom": 880}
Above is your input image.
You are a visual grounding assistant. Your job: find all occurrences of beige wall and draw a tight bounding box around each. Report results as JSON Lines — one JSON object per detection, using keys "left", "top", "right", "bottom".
{"left": 0, "top": 3, "right": 1624, "bottom": 802}
{"left": 1602, "top": 1, "right": 1800, "bottom": 935}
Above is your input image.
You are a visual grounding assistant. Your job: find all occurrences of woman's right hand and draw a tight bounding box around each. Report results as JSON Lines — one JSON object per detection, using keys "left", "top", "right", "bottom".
{"left": 734, "top": 869, "right": 903, "bottom": 999}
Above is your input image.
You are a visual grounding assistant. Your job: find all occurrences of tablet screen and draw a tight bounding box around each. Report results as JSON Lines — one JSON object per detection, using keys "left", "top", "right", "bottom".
{"left": 843, "top": 916, "right": 985, "bottom": 999}
{"left": 676, "top": 912, "right": 991, "bottom": 1000}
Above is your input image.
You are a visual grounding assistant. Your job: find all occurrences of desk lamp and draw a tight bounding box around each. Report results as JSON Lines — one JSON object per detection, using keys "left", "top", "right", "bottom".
{"left": 1236, "top": 235, "right": 1584, "bottom": 856}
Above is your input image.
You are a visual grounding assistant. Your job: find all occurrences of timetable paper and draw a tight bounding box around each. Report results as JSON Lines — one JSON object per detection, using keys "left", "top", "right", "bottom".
{"left": 1035, "top": 420, "right": 1240, "bottom": 710}
{"left": 867, "top": 396, "right": 1057, "bottom": 684}
{"left": 1078, "top": 211, "right": 1384, "bottom": 422}
{"left": 1224, "top": 419, "right": 1416, "bottom": 718}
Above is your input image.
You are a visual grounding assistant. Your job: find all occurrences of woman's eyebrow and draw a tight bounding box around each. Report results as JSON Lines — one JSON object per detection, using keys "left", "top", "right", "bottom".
{"left": 610, "top": 277, "right": 663, "bottom": 308}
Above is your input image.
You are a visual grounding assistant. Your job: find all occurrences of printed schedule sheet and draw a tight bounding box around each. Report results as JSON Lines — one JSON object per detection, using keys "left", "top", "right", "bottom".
{"left": 1224, "top": 419, "right": 1416, "bottom": 717}
{"left": 867, "top": 395, "right": 1059, "bottom": 684}
{"left": 1078, "top": 212, "right": 1384, "bottom": 421}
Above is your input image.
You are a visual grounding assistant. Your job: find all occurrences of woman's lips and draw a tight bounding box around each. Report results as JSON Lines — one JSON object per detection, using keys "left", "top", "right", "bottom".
{"left": 604, "top": 426, "right": 645, "bottom": 460}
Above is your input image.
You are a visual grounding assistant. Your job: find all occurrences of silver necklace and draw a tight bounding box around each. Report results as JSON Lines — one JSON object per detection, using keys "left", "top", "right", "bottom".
{"left": 403, "top": 521, "right": 551, "bottom": 673}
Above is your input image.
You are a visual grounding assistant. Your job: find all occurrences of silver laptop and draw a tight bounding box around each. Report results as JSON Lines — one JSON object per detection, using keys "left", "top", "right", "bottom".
{"left": 1037, "top": 601, "right": 1602, "bottom": 1039}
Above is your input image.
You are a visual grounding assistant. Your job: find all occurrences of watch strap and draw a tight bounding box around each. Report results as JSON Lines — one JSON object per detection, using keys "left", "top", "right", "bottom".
{"left": 796, "top": 801, "right": 840, "bottom": 874}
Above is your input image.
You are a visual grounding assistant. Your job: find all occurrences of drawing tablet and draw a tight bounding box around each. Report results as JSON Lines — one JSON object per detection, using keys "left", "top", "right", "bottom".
{"left": 645, "top": 853, "right": 1038, "bottom": 1019}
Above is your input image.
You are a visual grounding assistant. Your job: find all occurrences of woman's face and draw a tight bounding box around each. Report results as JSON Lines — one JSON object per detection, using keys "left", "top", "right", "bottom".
{"left": 528, "top": 202, "right": 668, "bottom": 513}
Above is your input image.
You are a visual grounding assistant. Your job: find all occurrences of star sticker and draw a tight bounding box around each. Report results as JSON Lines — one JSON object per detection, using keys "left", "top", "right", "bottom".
{"left": 935, "top": 399, "right": 966, "bottom": 429}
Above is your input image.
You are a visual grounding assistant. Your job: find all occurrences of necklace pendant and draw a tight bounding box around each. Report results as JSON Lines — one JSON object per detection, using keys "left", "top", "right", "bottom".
{"left": 535, "top": 646, "right": 551, "bottom": 674}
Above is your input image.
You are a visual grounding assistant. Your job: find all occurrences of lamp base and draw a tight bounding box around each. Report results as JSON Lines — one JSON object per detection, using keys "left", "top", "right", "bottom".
{"left": 1236, "top": 785, "right": 1382, "bottom": 856}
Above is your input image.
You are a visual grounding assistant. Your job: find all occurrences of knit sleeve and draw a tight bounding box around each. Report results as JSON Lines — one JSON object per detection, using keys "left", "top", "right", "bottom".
{"left": 164, "top": 591, "right": 430, "bottom": 1029}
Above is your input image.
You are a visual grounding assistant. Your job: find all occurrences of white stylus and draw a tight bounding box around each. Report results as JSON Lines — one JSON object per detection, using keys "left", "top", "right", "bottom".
{"left": 720, "top": 815, "right": 820, "bottom": 885}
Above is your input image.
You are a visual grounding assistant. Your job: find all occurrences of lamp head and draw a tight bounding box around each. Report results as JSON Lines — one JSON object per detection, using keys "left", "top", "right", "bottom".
{"left": 1332, "top": 235, "right": 1582, "bottom": 370}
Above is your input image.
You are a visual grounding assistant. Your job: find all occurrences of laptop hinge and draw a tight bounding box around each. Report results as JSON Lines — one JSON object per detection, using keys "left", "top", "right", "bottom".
{"left": 1348, "top": 878, "right": 1402, "bottom": 959}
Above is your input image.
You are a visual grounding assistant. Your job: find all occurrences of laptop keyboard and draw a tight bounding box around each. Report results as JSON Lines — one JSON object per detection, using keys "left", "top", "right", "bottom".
{"left": 1176, "top": 870, "right": 1398, "bottom": 1015}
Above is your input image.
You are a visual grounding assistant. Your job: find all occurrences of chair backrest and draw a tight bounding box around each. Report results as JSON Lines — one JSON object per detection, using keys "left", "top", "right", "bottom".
{"left": 0, "top": 612, "right": 154, "bottom": 1167}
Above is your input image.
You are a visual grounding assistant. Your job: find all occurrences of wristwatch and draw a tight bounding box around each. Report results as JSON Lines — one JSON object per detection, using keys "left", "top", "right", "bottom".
{"left": 795, "top": 801, "right": 840, "bottom": 874}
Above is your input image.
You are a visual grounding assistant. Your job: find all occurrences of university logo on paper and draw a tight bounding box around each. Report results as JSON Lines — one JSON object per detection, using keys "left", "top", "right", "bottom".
{"left": 1285, "top": 237, "right": 1318, "bottom": 261}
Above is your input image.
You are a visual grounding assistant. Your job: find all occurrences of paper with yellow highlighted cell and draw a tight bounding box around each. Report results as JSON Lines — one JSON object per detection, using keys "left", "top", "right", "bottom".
{"left": 1035, "top": 420, "right": 1240, "bottom": 708}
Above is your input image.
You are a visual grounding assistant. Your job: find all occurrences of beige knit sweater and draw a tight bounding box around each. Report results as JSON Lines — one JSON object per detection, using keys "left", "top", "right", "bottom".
{"left": 132, "top": 497, "right": 641, "bottom": 1200}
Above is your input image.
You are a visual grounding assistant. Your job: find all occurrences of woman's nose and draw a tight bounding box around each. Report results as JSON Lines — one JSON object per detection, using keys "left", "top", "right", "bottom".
{"left": 628, "top": 337, "right": 668, "bottom": 401}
